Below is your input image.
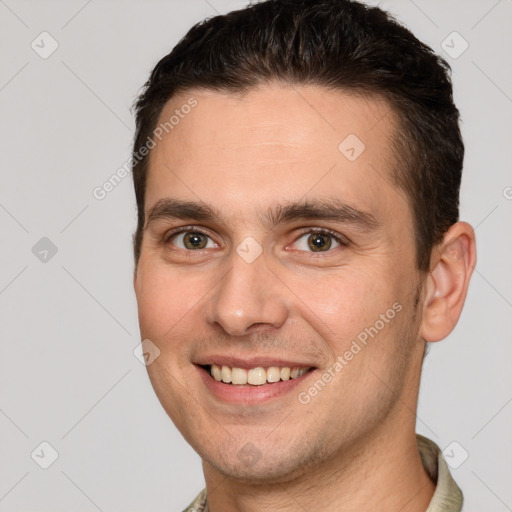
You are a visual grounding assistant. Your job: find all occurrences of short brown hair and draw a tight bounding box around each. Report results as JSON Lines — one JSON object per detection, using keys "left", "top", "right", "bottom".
{"left": 131, "top": 0, "right": 463, "bottom": 272}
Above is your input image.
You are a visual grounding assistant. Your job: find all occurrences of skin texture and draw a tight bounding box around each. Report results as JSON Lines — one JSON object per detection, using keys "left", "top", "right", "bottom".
{"left": 133, "top": 83, "right": 476, "bottom": 511}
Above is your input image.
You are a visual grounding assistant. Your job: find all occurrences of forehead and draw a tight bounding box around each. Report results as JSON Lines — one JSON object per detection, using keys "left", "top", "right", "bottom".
{"left": 145, "top": 83, "right": 407, "bottom": 229}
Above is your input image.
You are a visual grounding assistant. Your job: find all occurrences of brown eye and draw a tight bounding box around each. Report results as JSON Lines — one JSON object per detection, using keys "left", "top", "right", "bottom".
{"left": 167, "top": 230, "right": 216, "bottom": 250}
{"left": 307, "top": 233, "right": 333, "bottom": 251}
{"left": 292, "top": 229, "right": 346, "bottom": 253}
{"left": 183, "top": 232, "right": 208, "bottom": 249}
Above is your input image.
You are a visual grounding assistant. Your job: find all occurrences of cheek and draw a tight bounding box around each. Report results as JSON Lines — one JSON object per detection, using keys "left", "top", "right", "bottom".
{"left": 287, "top": 267, "right": 397, "bottom": 347}
{"left": 134, "top": 260, "right": 204, "bottom": 341}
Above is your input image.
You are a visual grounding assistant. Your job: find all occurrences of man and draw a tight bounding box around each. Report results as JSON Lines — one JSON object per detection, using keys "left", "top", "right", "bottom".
{"left": 131, "top": 0, "right": 476, "bottom": 510}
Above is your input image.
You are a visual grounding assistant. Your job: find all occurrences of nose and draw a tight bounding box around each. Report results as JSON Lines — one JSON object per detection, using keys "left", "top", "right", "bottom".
{"left": 203, "top": 247, "right": 289, "bottom": 337}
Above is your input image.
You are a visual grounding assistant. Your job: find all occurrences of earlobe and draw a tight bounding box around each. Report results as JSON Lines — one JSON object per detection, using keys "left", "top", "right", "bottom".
{"left": 419, "top": 222, "right": 477, "bottom": 343}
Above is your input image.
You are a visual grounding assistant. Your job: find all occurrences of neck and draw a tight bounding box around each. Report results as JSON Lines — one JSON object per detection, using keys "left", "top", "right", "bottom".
{"left": 203, "top": 416, "right": 435, "bottom": 512}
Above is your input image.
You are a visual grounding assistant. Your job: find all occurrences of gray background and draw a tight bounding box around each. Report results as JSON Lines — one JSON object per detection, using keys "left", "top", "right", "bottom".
{"left": 0, "top": 0, "right": 511, "bottom": 510}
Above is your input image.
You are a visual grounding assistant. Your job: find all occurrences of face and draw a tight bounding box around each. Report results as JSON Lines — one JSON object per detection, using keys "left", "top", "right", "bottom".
{"left": 133, "top": 84, "right": 426, "bottom": 483}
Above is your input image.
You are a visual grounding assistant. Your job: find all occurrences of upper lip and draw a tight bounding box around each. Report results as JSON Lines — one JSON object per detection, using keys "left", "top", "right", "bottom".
{"left": 194, "top": 356, "right": 316, "bottom": 370}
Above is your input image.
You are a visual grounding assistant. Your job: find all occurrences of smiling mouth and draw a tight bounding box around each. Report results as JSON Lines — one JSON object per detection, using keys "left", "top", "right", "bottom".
{"left": 200, "top": 364, "right": 314, "bottom": 386}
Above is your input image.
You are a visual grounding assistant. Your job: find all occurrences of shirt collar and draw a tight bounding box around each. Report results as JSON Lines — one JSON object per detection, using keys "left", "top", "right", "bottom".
{"left": 417, "top": 434, "right": 464, "bottom": 511}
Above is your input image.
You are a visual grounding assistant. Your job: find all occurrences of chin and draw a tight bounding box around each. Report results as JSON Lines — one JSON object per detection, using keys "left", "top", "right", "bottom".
{"left": 201, "top": 443, "right": 321, "bottom": 484}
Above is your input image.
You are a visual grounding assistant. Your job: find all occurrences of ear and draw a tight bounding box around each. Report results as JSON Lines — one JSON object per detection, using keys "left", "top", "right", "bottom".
{"left": 419, "top": 222, "right": 477, "bottom": 342}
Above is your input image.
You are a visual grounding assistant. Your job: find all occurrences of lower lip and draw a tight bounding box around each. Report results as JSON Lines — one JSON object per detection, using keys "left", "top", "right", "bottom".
{"left": 196, "top": 365, "right": 315, "bottom": 405}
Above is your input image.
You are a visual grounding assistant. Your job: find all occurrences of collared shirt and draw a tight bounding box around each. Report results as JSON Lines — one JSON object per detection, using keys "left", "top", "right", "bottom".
{"left": 182, "top": 434, "right": 463, "bottom": 512}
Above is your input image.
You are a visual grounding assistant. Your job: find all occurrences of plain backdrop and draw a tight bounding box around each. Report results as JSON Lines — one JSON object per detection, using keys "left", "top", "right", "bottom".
{"left": 1, "top": 0, "right": 511, "bottom": 510}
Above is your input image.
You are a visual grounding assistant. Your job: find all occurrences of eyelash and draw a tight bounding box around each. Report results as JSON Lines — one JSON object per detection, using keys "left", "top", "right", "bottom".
{"left": 162, "top": 226, "right": 349, "bottom": 254}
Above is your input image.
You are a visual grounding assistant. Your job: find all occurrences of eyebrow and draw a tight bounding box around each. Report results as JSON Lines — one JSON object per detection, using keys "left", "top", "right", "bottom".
{"left": 144, "top": 197, "right": 380, "bottom": 232}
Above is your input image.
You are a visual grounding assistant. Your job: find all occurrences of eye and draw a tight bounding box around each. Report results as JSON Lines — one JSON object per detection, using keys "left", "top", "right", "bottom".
{"left": 165, "top": 228, "right": 218, "bottom": 250}
{"left": 292, "top": 229, "right": 347, "bottom": 253}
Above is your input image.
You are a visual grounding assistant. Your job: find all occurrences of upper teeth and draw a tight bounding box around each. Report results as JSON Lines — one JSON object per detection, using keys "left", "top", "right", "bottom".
{"left": 210, "top": 364, "right": 310, "bottom": 385}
